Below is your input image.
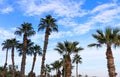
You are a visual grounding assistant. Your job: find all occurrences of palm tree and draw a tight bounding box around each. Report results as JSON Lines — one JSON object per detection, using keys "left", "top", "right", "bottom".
{"left": 44, "top": 64, "right": 51, "bottom": 77}
{"left": 9, "top": 38, "right": 19, "bottom": 77}
{"left": 88, "top": 28, "right": 120, "bottom": 77}
{"left": 38, "top": 15, "right": 58, "bottom": 77}
{"left": 14, "top": 22, "right": 35, "bottom": 77}
{"left": 60, "top": 56, "right": 66, "bottom": 77}
{"left": 29, "top": 44, "right": 42, "bottom": 73}
{"left": 1, "top": 39, "right": 11, "bottom": 74}
{"left": 72, "top": 54, "right": 82, "bottom": 77}
{"left": 17, "top": 39, "right": 34, "bottom": 56}
{"left": 51, "top": 60, "right": 62, "bottom": 77}
{"left": 54, "top": 41, "right": 83, "bottom": 77}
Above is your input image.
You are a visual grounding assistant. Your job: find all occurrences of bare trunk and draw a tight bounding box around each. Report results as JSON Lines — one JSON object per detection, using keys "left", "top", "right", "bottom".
{"left": 57, "top": 69, "right": 61, "bottom": 77}
{"left": 76, "top": 63, "right": 78, "bottom": 77}
{"left": 21, "top": 34, "right": 27, "bottom": 77}
{"left": 3, "top": 49, "right": 9, "bottom": 76}
{"left": 106, "top": 46, "right": 117, "bottom": 77}
{"left": 3, "top": 49, "right": 8, "bottom": 71}
{"left": 31, "top": 53, "right": 37, "bottom": 72}
{"left": 65, "top": 55, "right": 71, "bottom": 77}
{"left": 40, "top": 29, "right": 49, "bottom": 77}
{"left": 11, "top": 47, "right": 15, "bottom": 77}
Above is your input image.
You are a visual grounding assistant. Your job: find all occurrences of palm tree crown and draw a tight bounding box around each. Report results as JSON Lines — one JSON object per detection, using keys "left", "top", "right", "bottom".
{"left": 72, "top": 54, "right": 82, "bottom": 64}
{"left": 88, "top": 28, "right": 120, "bottom": 47}
{"left": 38, "top": 15, "right": 58, "bottom": 34}
{"left": 15, "top": 22, "right": 35, "bottom": 37}
{"left": 55, "top": 41, "right": 83, "bottom": 55}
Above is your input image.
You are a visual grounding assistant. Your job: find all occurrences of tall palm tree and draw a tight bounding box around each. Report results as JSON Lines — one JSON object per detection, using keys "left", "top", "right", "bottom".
{"left": 38, "top": 15, "right": 58, "bottom": 77}
{"left": 14, "top": 22, "right": 35, "bottom": 77}
{"left": 88, "top": 28, "right": 120, "bottom": 77}
{"left": 51, "top": 60, "right": 62, "bottom": 77}
{"left": 9, "top": 38, "right": 19, "bottom": 77}
{"left": 72, "top": 54, "right": 82, "bottom": 77}
{"left": 54, "top": 41, "right": 83, "bottom": 77}
{"left": 29, "top": 44, "right": 42, "bottom": 73}
{"left": 1, "top": 39, "right": 11, "bottom": 74}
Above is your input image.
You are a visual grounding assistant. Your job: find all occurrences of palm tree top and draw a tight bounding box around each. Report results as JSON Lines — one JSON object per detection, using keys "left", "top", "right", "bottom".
{"left": 14, "top": 22, "right": 36, "bottom": 37}
{"left": 55, "top": 40, "right": 84, "bottom": 55}
{"left": 38, "top": 15, "right": 58, "bottom": 34}
{"left": 1, "top": 39, "right": 11, "bottom": 51}
{"left": 29, "top": 44, "right": 42, "bottom": 56}
{"left": 72, "top": 54, "right": 82, "bottom": 64}
{"left": 88, "top": 27, "right": 120, "bottom": 47}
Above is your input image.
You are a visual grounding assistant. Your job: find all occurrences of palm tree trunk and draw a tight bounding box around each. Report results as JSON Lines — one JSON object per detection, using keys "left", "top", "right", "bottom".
{"left": 11, "top": 47, "right": 15, "bottom": 77}
{"left": 3, "top": 49, "right": 8, "bottom": 71}
{"left": 21, "top": 34, "right": 27, "bottom": 77}
{"left": 65, "top": 55, "right": 72, "bottom": 77}
{"left": 76, "top": 63, "right": 78, "bottom": 77}
{"left": 40, "top": 29, "right": 49, "bottom": 77}
{"left": 57, "top": 69, "right": 61, "bottom": 77}
{"left": 31, "top": 53, "right": 37, "bottom": 73}
{"left": 3, "top": 49, "right": 8, "bottom": 76}
{"left": 106, "top": 46, "right": 117, "bottom": 77}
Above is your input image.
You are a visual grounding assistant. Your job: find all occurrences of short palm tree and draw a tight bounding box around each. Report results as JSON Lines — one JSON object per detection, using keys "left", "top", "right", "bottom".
{"left": 51, "top": 60, "right": 62, "bottom": 77}
{"left": 14, "top": 22, "right": 35, "bottom": 77}
{"left": 72, "top": 54, "right": 82, "bottom": 77}
{"left": 44, "top": 64, "right": 51, "bottom": 77}
{"left": 38, "top": 15, "right": 58, "bottom": 77}
{"left": 29, "top": 44, "right": 42, "bottom": 73}
{"left": 88, "top": 28, "right": 120, "bottom": 77}
{"left": 1, "top": 39, "right": 11, "bottom": 73}
{"left": 54, "top": 41, "right": 83, "bottom": 77}
{"left": 9, "top": 38, "right": 19, "bottom": 77}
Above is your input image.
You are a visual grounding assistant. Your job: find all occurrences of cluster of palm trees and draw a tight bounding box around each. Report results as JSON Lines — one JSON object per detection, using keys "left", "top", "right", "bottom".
{"left": 0, "top": 14, "right": 120, "bottom": 77}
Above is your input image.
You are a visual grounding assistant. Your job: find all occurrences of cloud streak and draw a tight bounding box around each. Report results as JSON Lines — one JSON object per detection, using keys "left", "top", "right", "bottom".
{"left": 18, "top": 0, "right": 87, "bottom": 17}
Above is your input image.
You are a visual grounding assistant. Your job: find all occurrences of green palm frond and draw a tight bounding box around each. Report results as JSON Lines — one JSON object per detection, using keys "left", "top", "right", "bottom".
{"left": 15, "top": 22, "right": 35, "bottom": 37}
{"left": 88, "top": 43, "right": 101, "bottom": 48}
{"left": 38, "top": 15, "right": 58, "bottom": 34}
{"left": 89, "top": 27, "right": 120, "bottom": 48}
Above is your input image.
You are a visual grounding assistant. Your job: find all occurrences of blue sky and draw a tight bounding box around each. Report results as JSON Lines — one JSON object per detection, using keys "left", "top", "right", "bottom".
{"left": 0, "top": 0, "right": 120, "bottom": 77}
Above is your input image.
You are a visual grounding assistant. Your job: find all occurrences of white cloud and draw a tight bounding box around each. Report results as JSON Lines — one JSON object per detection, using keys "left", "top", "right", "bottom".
{"left": 50, "top": 31, "right": 73, "bottom": 39}
{"left": 91, "top": 4, "right": 120, "bottom": 24}
{"left": 57, "top": 18, "right": 78, "bottom": 27}
{"left": 73, "top": 22, "right": 94, "bottom": 35}
{"left": 0, "top": 7, "right": 13, "bottom": 14}
{"left": 91, "top": 3, "right": 117, "bottom": 14}
{"left": 18, "top": 0, "right": 87, "bottom": 17}
{"left": 0, "top": 28, "right": 15, "bottom": 41}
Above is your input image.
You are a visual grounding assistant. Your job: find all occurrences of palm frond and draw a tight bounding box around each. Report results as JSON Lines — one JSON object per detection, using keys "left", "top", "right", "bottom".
{"left": 88, "top": 43, "right": 101, "bottom": 48}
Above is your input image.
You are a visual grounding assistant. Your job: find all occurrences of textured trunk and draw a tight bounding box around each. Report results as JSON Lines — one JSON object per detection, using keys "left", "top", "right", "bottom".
{"left": 40, "top": 28, "right": 49, "bottom": 77}
{"left": 3, "top": 49, "right": 8, "bottom": 76}
{"left": 65, "top": 55, "right": 72, "bottom": 77}
{"left": 76, "top": 63, "right": 78, "bottom": 77}
{"left": 21, "top": 34, "right": 27, "bottom": 77}
{"left": 3, "top": 49, "right": 8, "bottom": 71}
{"left": 31, "top": 53, "right": 37, "bottom": 73}
{"left": 11, "top": 47, "right": 15, "bottom": 77}
{"left": 106, "top": 46, "right": 117, "bottom": 77}
{"left": 57, "top": 69, "right": 61, "bottom": 77}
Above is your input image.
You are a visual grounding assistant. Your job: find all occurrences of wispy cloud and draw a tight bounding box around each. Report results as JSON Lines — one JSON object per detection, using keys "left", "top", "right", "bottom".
{"left": 18, "top": 0, "right": 87, "bottom": 17}
{"left": 0, "top": 7, "right": 13, "bottom": 14}
{"left": 0, "top": 28, "right": 15, "bottom": 41}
